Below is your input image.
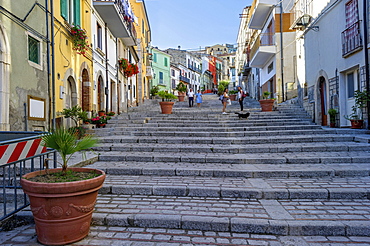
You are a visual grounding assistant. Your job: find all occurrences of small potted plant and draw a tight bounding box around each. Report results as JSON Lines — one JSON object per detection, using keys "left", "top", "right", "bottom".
{"left": 259, "top": 91, "right": 275, "bottom": 112}
{"left": 344, "top": 90, "right": 370, "bottom": 129}
{"left": 328, "top": 108, "right": 337, "bottom": 128}
{"left": 107, "top": 111, "right": 116, "bottom": 116}
{"left": 150, "top": 86, "right": 159, "bottom": 99}
{"left": 20, "top": 128, "right": 105, "bottom": 245}
{"left": 60, "top": 106, "right": 89, "bottom": 138}
{"left": 175, "top": 82, "right": 187, "bottom": 102}
{"left": 156, "top": 90, "right": 178, "bottom": 114}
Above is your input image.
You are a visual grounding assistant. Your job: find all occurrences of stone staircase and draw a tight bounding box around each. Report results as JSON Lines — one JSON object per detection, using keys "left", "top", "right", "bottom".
{"left": 85, "top": 97, "right": 370, "bottom": 237}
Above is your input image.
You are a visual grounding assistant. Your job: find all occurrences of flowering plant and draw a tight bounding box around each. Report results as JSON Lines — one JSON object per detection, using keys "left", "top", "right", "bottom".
{"left": 118, "top": 58, "right": 139, "bottom": 77}
{"left": 70, "top": 25, "right": 89, "bottom": 57}
{"left": 107, "top": 111, "right": 115, "bottom": 116}
{"left": 90, "top": 115, "right": 110, "bottom": 124}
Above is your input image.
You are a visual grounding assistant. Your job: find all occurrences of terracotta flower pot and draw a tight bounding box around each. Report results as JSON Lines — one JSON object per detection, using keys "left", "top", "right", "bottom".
{"left": 20, "top": 168, "right": 106, "bottom": 245}
{"left": 259, "top": 99, "right": 275, "bottom": 112}
{"left": 159, "top": 101, "right": 174, "bottom": 114}
{"left": 229, "top": 94, "right": 237, "bottom": 101}
{"left": 98, "top": 111, "right": 105, "bottom": 116}
{"left": 177, "top": 92, "right": 186, "bottom": 102}
{"left": 350, "top": 119, "right": 363, "bottom": 129}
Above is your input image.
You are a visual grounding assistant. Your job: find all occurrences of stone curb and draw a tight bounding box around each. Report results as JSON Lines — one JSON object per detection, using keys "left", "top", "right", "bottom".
{"left": 92, "top": 213, "right": 370, "bottom": 236}
{"left": 100, "top": 184, "right": 370, "bottom": 200}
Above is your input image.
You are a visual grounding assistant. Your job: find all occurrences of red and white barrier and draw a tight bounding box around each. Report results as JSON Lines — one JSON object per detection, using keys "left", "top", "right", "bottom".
{"left": 0, "top": 138, "right": 47, "bottom": 165}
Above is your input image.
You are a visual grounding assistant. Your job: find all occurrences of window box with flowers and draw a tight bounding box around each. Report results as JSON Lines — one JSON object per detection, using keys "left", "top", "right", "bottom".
{"left": 118, "top": 58, "right": 139, "bottom": 78}
{"left": 70, "top": 25, "right": 89, "bottom": 57}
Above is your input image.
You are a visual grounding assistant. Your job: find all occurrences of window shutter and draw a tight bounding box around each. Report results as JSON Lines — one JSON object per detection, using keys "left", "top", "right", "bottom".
{"left": 60, "top": 0, "right": 68, "bottom": 20}
{"left": 74, "top": 0, "right": 81, "bottom": 26}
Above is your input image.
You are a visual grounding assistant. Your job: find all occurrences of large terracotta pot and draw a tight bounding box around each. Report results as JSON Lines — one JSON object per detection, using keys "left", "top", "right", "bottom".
{"left": 259, "top": 99, "right": 275, "bottom": 112}
{"left": 350, "top": 119, "right": 363, "bottom": 129}
{"left": 229, "top": 94, "right": 237, "bottom": 101}
{"left": 21, "top": 167, "right": 106, "bottom": 245}
{"left": 159, "top": 101, "right": 174, "bottom": 114}
{"left": 178, "top": 92, "right": 186, "bottom": 102}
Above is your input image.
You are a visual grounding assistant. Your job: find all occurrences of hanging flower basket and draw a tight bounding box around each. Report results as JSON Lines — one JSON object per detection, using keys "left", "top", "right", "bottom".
{"left": 118, "top": 58, "right": 139, "bottom": 78}
{"left": 70, "top": 25, "right": 89, "bottom": 57}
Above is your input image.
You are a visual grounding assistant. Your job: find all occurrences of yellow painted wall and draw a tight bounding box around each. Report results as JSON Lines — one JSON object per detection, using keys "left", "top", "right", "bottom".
{"left": 130, "top": 0, "right": 151, "bottom": 101}
{"left": 53, "top": 0, "right": 93, "bottom": 119}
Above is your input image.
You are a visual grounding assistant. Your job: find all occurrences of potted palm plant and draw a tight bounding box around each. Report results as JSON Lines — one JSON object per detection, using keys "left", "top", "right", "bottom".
{"left": 20, "top": 128, "right": 105, "bottom": 245}
{"left": 157, "top": 90, "right": 178, "bottom": 114}
{"left": 259, "top": 91, "right": 275, "bottom": 112}
{"left": 229, "top": 90, "right": 238, "bottom": 101}
{"left": 344, "top": 90, "right": 370, "bottom": 129}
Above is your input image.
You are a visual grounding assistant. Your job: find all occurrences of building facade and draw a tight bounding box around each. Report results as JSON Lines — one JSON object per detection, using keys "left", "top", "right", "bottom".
{"left": 151, "top": 47, "right": 171, "bottom": 91}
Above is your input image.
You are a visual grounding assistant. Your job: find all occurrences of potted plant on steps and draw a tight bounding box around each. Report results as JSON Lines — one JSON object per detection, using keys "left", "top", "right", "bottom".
{"left": 259, "top": 91, "right": 275, "bottom": 112}
{"left": 328, "top": 108, "right": 337, "bottom": 128}
{"left": 228, "top": 90, "right": 238, "bottom": 101}
{"left": 157, "top": 90, "right": 178, "bottom": 114}
{"left": 175, "top": 82, "right": 187, "bottom": 102}
{"left": 344, "top": 90, "right": 370, "bottom": 129}
{"left": 20, "top": 128, "right": 106, "bottom": 245}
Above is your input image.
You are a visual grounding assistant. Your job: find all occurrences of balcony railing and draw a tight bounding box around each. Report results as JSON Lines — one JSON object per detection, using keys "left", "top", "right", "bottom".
{"left": 179, "top": 75, "right": 190, "bottom": 84}
{"left": 249, "top": 32, "right": 275, "bottom": 61}
{"left": 342, "top": 21, "right": 362, "bottom": 57}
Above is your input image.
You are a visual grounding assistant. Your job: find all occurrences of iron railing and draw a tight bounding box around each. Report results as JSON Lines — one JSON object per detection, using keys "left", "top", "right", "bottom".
{"left": 0, "top": 136, "right": 57, "bottom": 221}
{"left": 342, "top": 21, "right": 362, "bottom": 57}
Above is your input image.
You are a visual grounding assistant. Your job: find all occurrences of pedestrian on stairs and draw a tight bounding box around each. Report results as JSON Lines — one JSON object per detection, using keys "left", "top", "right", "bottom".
{"left": 237, "top": 86, "right": 244, "bottom": 111}
{"left": 187, "top": 88, "right": 194, "bottom": 107}
{"left": 221, "top": 88, "right": 229, "bottom": 114}
{"left": 195, "top": 90, "right": 203, "bottom": 108}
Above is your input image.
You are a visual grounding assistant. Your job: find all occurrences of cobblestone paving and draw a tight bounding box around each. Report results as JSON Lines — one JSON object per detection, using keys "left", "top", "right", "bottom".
{"left": 2, "top": 224, "right": 370, "bottom": 246}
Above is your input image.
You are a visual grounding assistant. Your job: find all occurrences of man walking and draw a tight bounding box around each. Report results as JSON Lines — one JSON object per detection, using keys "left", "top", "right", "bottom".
{"left": 187, "top": 88, "right": 194, "bottom": 107}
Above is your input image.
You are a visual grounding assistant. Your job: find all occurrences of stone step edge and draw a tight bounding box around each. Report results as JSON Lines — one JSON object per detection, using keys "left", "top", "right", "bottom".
{"left": 100, "top": 185, "right": 370, "bottom": 200}
{"left": 98, "top": 154, "right": 369, "bottom": 164}
{"left": 92, "top": 213, "right": 370, "bottom": 237}
{"left": 98, "top": 166, "right": 370, "bottom": 178}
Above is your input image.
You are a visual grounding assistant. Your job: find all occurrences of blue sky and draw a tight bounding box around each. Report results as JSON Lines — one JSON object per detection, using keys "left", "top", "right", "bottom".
{"left": 145, "top": 0, "right": 252, "bottom": 51}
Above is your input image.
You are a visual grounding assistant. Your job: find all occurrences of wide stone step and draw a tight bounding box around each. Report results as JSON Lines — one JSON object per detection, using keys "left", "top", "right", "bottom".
{"left": 97, "top": 151, "right": 370, "bottom": 164}
{"left": 93, "top": 142, "right": 370, "bottom": 153}
{"left": 96, "top": 134, "right": 355, "bottom": 144}
{"left": 91, "top": 194, "right": 370, "bottom": 236}
{"left": 99, "top": 175, "right": 370, "bottom": 200}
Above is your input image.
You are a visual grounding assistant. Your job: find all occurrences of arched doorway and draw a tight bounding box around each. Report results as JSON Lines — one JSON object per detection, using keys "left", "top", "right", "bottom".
{"left": 318, "top": 76, "right": 327, "bottom": 126}
{"left": 0, "top": 25, "right": 10, "bottom": 130}
{"left": 97, "top": 76, "right": 105, "bottom": 111}
{"left": 81, "top": 69, "right": 90, "bottom": 111}
{"left": 65, "top": 76, "right": 77, "bottom": 127}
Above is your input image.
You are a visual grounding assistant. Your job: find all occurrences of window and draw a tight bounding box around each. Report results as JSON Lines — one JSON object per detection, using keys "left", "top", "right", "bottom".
{"left": 164, "top": 57, "right": 168, "bottom": 67}
{"left": 159, "top": 72, "right": 163, "bottom": 84}
{"left": 28, "top": 35, "right": 40, "bottom": 64}
{"left": 268, "top": 62, "right": 273, "bottom": 73}
{"left": 347, "top": 72, "right": 355, "bottom": 98}
{"left": 97, "top": 22, "right": 102, "bottom": 49}
{"left": 172, "top": 79, "right": 176, "bottom": 89}
{"left": 153, "top": 53, "right": 157, "bottom": 63}
{"left": 61, "top": 0, "right": 81, "bottom": 26}
{"left": 171, "top": 69, "right": 175, "bottom": 76}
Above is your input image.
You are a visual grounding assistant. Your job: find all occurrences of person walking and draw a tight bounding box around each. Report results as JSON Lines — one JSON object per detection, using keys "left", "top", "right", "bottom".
{"left": 187, "top": 88, "right": 194, "bottom": 107}
{"left": 237, "top": 86, "right": 244, "bottom": 111}
{"left": 221, "top": 88, "right": 229, "bottom": 114}
{"left": 195, "top": 90, "right": 203, "bottom": 108}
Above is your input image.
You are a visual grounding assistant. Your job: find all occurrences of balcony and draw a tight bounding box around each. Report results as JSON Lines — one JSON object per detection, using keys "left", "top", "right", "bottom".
{"left": 146, "top": 66, "right": 153, "bottom": 79}
{"left": 249, "top": 0, "right": 277, "bottom": 30}
{"left": 93, "top": 0, "right": 136, "bottom": 46}
{"left": 179, "top": 75, "right": 190, "bottom": 84}
{"left": 249, "top": 32, "right": 276, "bottom": 68}
{"left": 342, "top": 21, "right": 362, "bottom": 57}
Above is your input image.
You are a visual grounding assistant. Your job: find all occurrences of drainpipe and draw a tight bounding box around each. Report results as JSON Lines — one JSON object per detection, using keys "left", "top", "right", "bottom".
{"left": 280, "top": 2, "right": 285, "bottom": 102}
{"left": 45, "top": 0, "right": 51, "bottom": 130}
{"left": 50, "top": 0, "right": 56, "bottom": 130}
{"left": 105, "top": 24, "right": 109, "bottom": 113}
{"left": 363, "top": 0, "right": 370, "bottom": 129}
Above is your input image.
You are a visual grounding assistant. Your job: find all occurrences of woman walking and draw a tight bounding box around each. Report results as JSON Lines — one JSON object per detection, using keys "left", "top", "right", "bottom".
{"left": 221, "top": 88, "right": 229, "bottom": 114}
{"left": 195, "top": 90, "right": 203, "bottom": 108}
{"left": 237, "top": 86, "right": 244, "bottom": 111}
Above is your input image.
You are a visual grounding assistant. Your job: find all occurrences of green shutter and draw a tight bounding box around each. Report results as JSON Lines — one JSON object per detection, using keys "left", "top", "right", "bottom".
{"left": 60, "top": 0, "right": 68, "bottom": 20}
{"left": 74, "top": 0, "right": 81, "bottom": 26}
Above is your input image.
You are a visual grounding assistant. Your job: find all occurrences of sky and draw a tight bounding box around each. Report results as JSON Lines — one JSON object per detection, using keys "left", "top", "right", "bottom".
{"left": 144, "top": 0, "right": 253, "bottom": 51}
